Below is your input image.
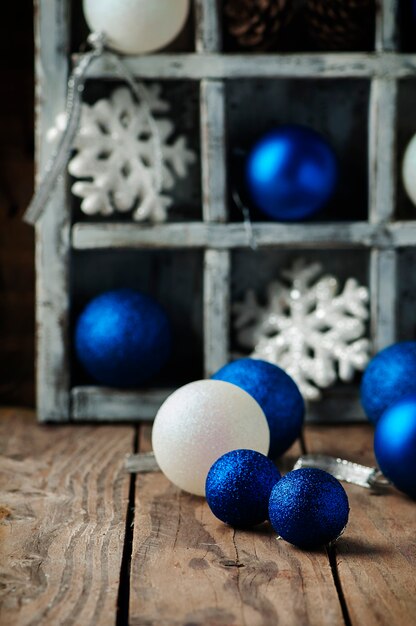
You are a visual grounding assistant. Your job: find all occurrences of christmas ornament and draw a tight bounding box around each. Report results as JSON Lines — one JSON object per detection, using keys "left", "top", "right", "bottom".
{"left": 224, "top": 0, "right": 291, "bottom": 51}
{"left": 83, "top": 0, "right": 190, "bottom": 55}
{"left": 152, "top": 380, "right": 270, "bottom": 496}
{"left": 305, "top": 0, "right": 375, "bottom": 51}
{"left": 48, "top": 86, "right": 195, "bottom": 222}
{"left": 374, "top": 396, "right": 416, "bottom": 499}
{"left": 234, "top": 259, "right": 370, "bottom": 401}
{"left": 245, "top": 126, "right": 338, "bottom": 222}
{"left": 402, "top": 133, "right": 416, "bottom": 208}
{"left": 212, "top": 358, "right": 304, "bottom": 457}
{"left": 205, "top": 449, "right": 281, "bottom": 528}
{"left": 75, "top": 288, "right": 172, "bottom": 387}
{"left": 361, "top": 341, "right": 416, "bottom": 425}
{"left": 268, "top": 468, "right": 350, "bottom": 549}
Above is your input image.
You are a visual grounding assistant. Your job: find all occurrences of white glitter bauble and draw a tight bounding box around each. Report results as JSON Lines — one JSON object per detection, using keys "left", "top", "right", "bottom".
{"left": 151, "top": 380, "right": 270, "bottom": 496}
{"left": 83, "top": 0, "right": 190, "bottom": 55}
{"left": 403, "top": 133, "right": 416, "bottom": 207}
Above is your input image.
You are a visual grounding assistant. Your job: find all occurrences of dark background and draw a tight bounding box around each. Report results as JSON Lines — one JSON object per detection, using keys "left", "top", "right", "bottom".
{"left": 0, "top": 4, "right": 35, "bottom": 407}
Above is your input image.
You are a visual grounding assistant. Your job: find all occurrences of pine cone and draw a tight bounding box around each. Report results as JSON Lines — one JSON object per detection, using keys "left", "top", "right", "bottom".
{"left": 306, "top": 0, "right": 375, "bottom": 51}
{"left": 224, "top": 0, "right": 290, "bottom": 51}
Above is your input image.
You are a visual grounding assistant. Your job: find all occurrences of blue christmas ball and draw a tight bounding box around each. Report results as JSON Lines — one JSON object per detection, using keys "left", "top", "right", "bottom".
{"left": 212, "top": 358, "right": 305, "bottom": 458}
{"left": 205, "top": 449, "right": 281, "bottom": 528}
{"left": 75, "top": 288, "right": 172, "bottom": 387}
{"left": 245, "top": 125, "right": 338, "bottom": 222}
{"left": 374, "top": 396, "right": 416, "bottom": 499}
{"left": 361, "top": 341, "right": 416, "bottom": 425}
{"left": 268, "top": 468, "right": 349, "bottom": 549}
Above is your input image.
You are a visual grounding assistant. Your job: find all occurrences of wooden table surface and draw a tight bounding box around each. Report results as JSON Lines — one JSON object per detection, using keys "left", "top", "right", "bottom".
{"left": 0, "top": 408, "right": 415, "bottom": 626}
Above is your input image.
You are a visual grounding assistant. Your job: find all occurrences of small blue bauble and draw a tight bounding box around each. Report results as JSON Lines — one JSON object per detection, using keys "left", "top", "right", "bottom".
{"left": 374, "top": 396, "right": 416, "bottom": 499}
{"left": 361, "top": 341, "right": 416, "bottom": 425}
{"left": 245, "top": 125, "right": 338, "bottom": 222}
{"left": 75, "top": 288, "right": 172, "bottom": 387}
{"left": 268, "top": 468, "right": 349, "bottom": 549}
{"left": 212, "top": 358, "right": 304, "bottom": 458}
{"left": 205, "top": 449, "right": 281, "bottom": 528}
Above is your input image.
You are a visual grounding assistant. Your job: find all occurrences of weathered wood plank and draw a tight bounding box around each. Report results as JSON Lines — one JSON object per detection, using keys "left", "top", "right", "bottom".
{"left": 305, "top": 424, "right": 416, "bottom": 626}
{"left": 0, "top": 408, "right": 134, "bottom": 626}
{"left": 194, "top": 0, "right": 221, "bottom": 53}
{"left": 71, "top": 386, "right": 173, "bottom": 422}
{"left": 200, "top": 80, "right": 227, "bottom": 222}
{"left": 79, "top": 52, "right": 416, "bottom": 80}
{"left": 203, "top": 250, "right": 230, "bottom": 378}
{"left": 72, "top": 221, "right": 416, "bottom": 251}
{"left": 129, "top": 425, "right": 344, "bottom": 626}
{"left": 71, "top": 384, "right": 367, "bottom": 424}
{"left": 368, "top": 79, "right": 397, "bottom": 224}
{"left": 376, "top": 0, "right": 399, "bottom": 52}
{"left": 35, "top": 0, "right": 71, "bottom": 421}
{"left": 370, "top": 248, "right": 397, "bottom": 352}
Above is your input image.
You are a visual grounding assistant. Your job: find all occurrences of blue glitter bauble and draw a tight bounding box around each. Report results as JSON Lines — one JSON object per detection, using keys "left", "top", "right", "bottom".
{"left": 75, "top": 288, "right": 172, "bottom": 387}
{"left": 268, "top": 468, "right": 349, "bottom": 549}
{"left": 246, "top": 126, "right": 338, "bottom": 222}
{"left": 205, "top": 449, "right": 281, "bottom": 528}
{"left": 212, "top": 359, "right": 305, "bottom": 458}
{"left": 374, "top": 396, "right": 416, "bottom": 499}
{"left": 361, "top": 341, "right": 416, "bottom": 425}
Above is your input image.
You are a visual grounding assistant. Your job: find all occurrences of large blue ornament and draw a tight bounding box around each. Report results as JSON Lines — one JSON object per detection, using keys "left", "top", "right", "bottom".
{"left": 245, "top": 125, "right": 338, "bottom": 222}
{"left": 205, "top": 449, "right": 281, "bottom": 528}
{"left": 361, "top": 341, "right": 416, "bottom": 425}
{"left": 268, "top": 468, "right": 349, "bottom": 549}
{"left": 212, "top": 358, "right": 305, "bottom": 458}
{"left": 374, "top": 396, "right": 416, "bottom": 499}
{"left": 75, "top": 288, "right": 172, "bottom": 387}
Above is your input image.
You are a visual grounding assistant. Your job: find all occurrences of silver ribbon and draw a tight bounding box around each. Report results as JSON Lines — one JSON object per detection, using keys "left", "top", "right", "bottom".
{"left": 24, "top": 33, "right": 163, "bottom": 225}
{"left": 294, "top": 454, "right": 390, "bottom": 489}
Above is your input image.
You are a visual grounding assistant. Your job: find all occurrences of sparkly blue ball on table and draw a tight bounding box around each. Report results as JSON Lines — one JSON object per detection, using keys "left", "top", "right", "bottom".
{"left": 245, "top": 125, "right": 338, "bottom": 222}
{"left": 75, "top": 288, "right": 172, "bottom": 387}
{"left": 212, "top": 358, "right": 305, "bottom": 458}
{"left": 374, "top": 396, "right": 416, "bottom": 499}
{"left": 361, "top": 341, "right": 416, "bottom": 424}
{"left": 205, "top": 449, "right": 281, "bottom": 528}
{"left": 268, "top": 468, "right": 349, "bottom": 549}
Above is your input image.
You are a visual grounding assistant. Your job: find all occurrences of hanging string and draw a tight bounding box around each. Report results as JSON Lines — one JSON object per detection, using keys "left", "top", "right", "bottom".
{"left": 24, "top": 32, "right": 164, "bottom": 225}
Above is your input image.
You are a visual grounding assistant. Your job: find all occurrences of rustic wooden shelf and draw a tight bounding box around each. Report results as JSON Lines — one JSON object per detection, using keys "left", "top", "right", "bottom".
{"left": 1, "top": 409, "right": 415, "bottom": 625}
{"left": 72, "top": 221, "right": 416, "bottom": 250}
{"left": 35, "top": 0, "right": 415, "bottom": 422}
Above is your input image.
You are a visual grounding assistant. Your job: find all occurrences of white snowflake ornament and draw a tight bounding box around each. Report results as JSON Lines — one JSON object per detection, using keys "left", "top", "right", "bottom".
{"left": 233, "top": 259, "right": 371, "bottom": 401}
{"left": 48, "top": 85, "right": 196, "bottom": 222}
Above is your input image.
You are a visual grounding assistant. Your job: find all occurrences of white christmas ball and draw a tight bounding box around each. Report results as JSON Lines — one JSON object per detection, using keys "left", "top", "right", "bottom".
{"left": 83, "top": 0, "right": 190, "bottom": 55}
{"left": 403, "top": 133, "right": 416, "bottom": 207}
{"left": 152, "top": 380, "right": 270, "bottom": 496}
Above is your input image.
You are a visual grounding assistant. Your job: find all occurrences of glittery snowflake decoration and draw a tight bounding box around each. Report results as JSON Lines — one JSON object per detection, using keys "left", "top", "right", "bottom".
{"left": 233, "top": 259, "right": 371, "bottom": 401}
{"left": 47, "top": 85, "right": 196, "bottom": 222}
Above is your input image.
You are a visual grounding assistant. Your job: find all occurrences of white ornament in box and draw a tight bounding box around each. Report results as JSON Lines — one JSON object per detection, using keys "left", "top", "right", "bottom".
{"left": 48, "top": 85, "right": 196, "bottom": 222}
{"left": 233, "top": 259, "right": 371, "bottom": 401}
{"left": 83, "top": 0, "right": 190, "bottom": 55}
{"left": 402, "top": 133, "right": 416, "bottom": 208}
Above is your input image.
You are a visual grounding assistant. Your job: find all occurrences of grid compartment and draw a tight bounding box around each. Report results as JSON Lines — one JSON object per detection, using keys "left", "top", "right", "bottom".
{"left": 396, "top": 79, "right": 416, "bottom": 220}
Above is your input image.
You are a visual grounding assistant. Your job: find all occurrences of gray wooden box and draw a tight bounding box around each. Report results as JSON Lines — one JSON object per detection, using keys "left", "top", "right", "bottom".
{"left": 34, "top": 0, "right": 416, "bottom": 423}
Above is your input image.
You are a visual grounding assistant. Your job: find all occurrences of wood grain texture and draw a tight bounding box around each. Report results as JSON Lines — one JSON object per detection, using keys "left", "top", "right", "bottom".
{"left": 376, "top": 0, "right": 399, "bottom": 52}
{"left": 0, "top": 408, "right": 134, "bottom": 626}
{"left": 194, "top": 0, "right": 221, "bottom": 53}
{"left": 71, "top": 221, "right": 416, "bottom": 251}
{"left": 79, "top": 52, "right": 416, "bottom": 81}
{"left": 203, "top": 250, "right": 230, "bottom": 378}
{"left": 129, "top": 425, "right": 344, "bottom": 626}
{"left": 305, "top": 424, "right": 416, "bottom": 626}
{"left": 370, "top": 248, "right": 397, "bottom": 352}
{"left": 35, "top": 0, "right": 71, "bottom": 421}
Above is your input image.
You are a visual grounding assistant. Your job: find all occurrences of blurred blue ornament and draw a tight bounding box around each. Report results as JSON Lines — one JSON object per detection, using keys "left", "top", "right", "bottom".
{"left": 268, "top": 468, "right": 349, "bottom": 549}
{"left": 245, "top": 125, "right": 338, "bottom": 222}
{"left": 374, "top": 396, "right": 416, "bottom": 499}
{"left": 212, "top": 358, "right": 304, "bottom": 458}
{"left": 361, "top": 341, "right": 416, "bottom": 425}
{"left": 205, "top": 449, "right": 281, "bottom": 528}
{"left": 75, "top": 288, "right": 172, "bottom": 387}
